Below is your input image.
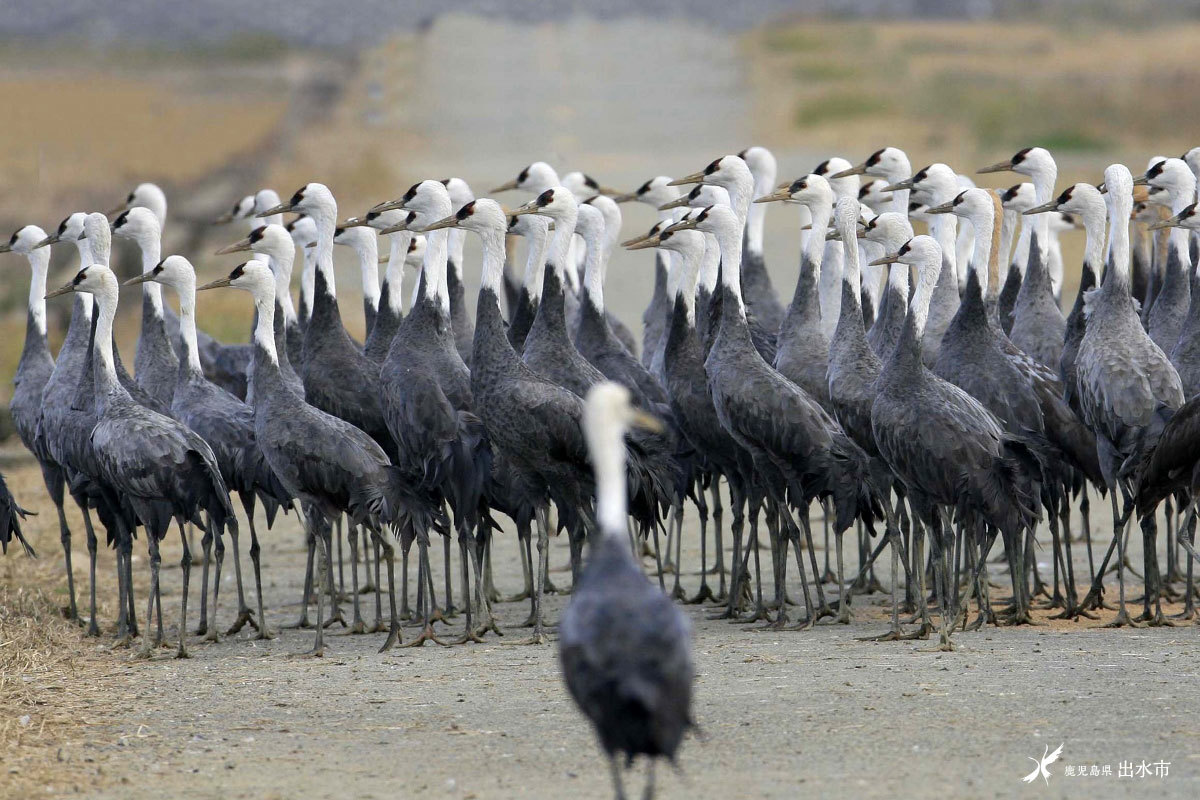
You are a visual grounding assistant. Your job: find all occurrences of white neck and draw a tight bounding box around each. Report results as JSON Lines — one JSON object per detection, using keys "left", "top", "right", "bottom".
{"left": 1108, "top": 200, "right": 1131, "bottom": 291}
{"left": 968, "top": 211, "right": 994, "bottom": 291}
{"left": 91, "top": 283, "right": 123, "bottom": 408}
{"left": 804, "top": 204, "right": 831, "bottom": 276}
{"left": 593, "top": 420, "right": 628, "bottom": 536}
{"left": 886, "top": 158, "right": 911, "bottom": 215}
{"left": 355, "top": 238, "right": 380, "bottom": 311}
{"left": 673, "top": 246, "right": 701, "bottom": 325}
{"left": 523, "top": 224, "right": 551, "bottom": 302}
{"left": 25, "top": 248, "right": 50, "bottom": 336}
{"left": 138, "top": 236, "right": 164, "bottom": 316}
{"left": 929, "top": 213, "right": 958, "bottom": 278}
{"left": 253, "top": 285, "right": 279, "bottom": 364}
{"left": 548, "top": 213, "right": 577, "bottom": 284}
{"left": 699, "top": 234, "right": 720, "bottom": 294}
{"left": 841, "top": 227, "right": 861, "bottom": 298}
{"left": 715, "top": 221, "right": 746, "bottom": 317}
{"left": 175, "top": 280, "right": 203, "bottom": 374}
{"left": 998, "top": 208, "right": 1017, "bottom": 276}
{"left": 384, "top": 232, "right": 412, "bottom": 315}
{"left": 1031, "top": 166, "right": 1057, "bottom": 244}
{"left": 300, "top": 248, "right": 315, "bottom": 318}
{"left": 1082, "top": 208, "right": 1105, "bottom": 273}
{"left": 911, "top": 255, "right": 939, "bottom": 337}
{"left": 423, "top": 229, "right": 450, "bottom": 315}
{"left": 1169, "top": 181, "right": 1195, "bottom": 264}
{"left": 581, "top": 232, "right": 606, "bottom": 312}
{"left": 746, "top": 174, "right": 774, "bottom": 254}
{"left": 267, "top": 245, "right": 298, "bottom": 324}
{"left": 1013, "top": 218, "right": 1032, "bottom": 277}
{"left": 447, "top": 229, "right": 466, "bottom": 281}
{"left": 315, "top": 217, "right": 337, "bottom": 300}
{"left": 73, "top": 240, "right": 95, "bottom": 317}
{"left": 480, "top": 229, "right": 507, "bottom": 296}
{"left": 860, "top": 241, "right": 884, "bottom": 310}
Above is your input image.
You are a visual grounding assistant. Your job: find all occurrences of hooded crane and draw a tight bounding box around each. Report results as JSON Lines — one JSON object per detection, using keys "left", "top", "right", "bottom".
{"left": 125, "top": 255, "right": 293, "bottom": 640}
{"left": 503, "top": 211, "right": 553, "bottom": 353}
{"left": 199, "top": 259, "right": 438, "bottom": 655}
{"left": 737, "top": 145, "right": 787, "bottom": 334}
{"left": 2, "top": 224, "right": 79, "bottom": 617}
{"left": 560, "top": 382, "right": 693, "bottom": 800}
{"left": 0, "top": 472, "right": 32, "bottom": 557}
{"left": 1149, "top": 201, "right": 1200, "bottom": 396}
{"left": 665, "top": 204, "right": 880, "bottom": 626}
{"left": 46, "top": 264, "right": 234, "bottom": 659}
{"left": 869, "top": 235, "right": 1040, "bottom": 648}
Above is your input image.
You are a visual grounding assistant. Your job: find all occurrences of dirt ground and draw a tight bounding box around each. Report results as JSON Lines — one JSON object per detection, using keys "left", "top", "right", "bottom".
{"left": 2, "top": 447, "right": 1198, "bottom": 800}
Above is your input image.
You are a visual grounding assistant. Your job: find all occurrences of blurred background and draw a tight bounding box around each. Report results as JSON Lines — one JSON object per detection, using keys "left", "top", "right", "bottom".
{"left": 1, "top": 0, "right": 1199, "bottom": 422}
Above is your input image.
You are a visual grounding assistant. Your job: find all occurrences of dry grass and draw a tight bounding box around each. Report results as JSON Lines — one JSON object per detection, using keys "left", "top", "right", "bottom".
{"left": 0, "top": 453, "right": 127, "bottom": 799}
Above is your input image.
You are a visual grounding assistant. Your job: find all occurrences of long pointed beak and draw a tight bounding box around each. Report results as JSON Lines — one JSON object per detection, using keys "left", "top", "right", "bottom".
{"left": 0, "top": 242, "right": 11, "bottom": 254}
{"left": 625, "top": 235, "right": 662, "bottom": 251}
{"left": 341, "top": 216, "right": 370, "bottom": 228}
{"left": 1023, "top": 200, "right": 1059, "bottom": 215}
{"left": 215, "top": 239, "right": 252, "bottom": 255}
{"left": 662, "top": 219, "right": 698, "bottom": 234}
{"left": 305, "top": 241, "right": 317, "bottom": 249}
{"left": 610, "top": 192, "right": 638, "bottom": 204}
{"left": 197, "top": 277, "right": 233, "bottom": 291}
{"left": 510, "top": 200, "right": 543, "bottom": 217}
{"left": 45, "top": 282, "right": 76, "bottom": 299}
{"left": 753, "top": 187, "right": 792, "bottom": 204}
{"left": 869, "top": 253, "right": 901, "bottom": 267}
{"left": 1148, "top": 217, "right": 1178, "bottom": 231}
{"left": 977, "top": 160, "right": 1014, "bottom": 175}
{"left": 32, "top": 234, "right": 59, "bottom": 250}
{"left": 667, "top": 171, "right": 705, "bottom": 187}
{"left": 830, "top": 163, "right": 867, "bottom": 179}
{"left": 371, "top": 198, "right": 406, "bottom": 213}
{"left": 925, "top": 201, "right": 954, "bottom": 215}
{"left": 418, "top": 214, "right": 458, "bottom": 233}
{"left": 594, "top": 184, "right": 622, "bottom": 197}
{"left": 212, "top": 211, "right": 236, "bottom": 225}
{"left": 1132, "top": 174, "right": 1150, "bottom": 186}
{"left": 630, "top": 408, "right": 665, "bottom": 434}
{"left": 881, "top": 178, "right": 914, "bottom": 192}
{"left": 657, "top": 196, "right": 691, "bottom": 211}
{"left": 490, "top": 178, "right": 520, "bottom": 193}
{"left": 256, "top": 203, "right": 293, "bottom": 218}
{"left": 103, "top": 202, "right": 128, "bottom": 218}
{"left": 122, "top": 272, "right": 154, "bottom": 287}
{"left": 379, "top": 221, "right": 410, "bottom": 236}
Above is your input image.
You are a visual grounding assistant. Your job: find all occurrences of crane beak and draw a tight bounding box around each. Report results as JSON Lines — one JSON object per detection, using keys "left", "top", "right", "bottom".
{"left": 371, "top": 198, "right": 407, "bottom": 213}
{"left": 418, "top": 214, "right": 459, "bottom": 232}
{"left": 825, "top": 228, "right": 842, "bottom": 242}
{"left": 625, "top": 235, "right": 662, "bottom": 251}
{"left": 657, "top": 196, "right": 691, "bottom": 211}
{"left": 256, "top": 202, "right": 293, "bottom": 218}
{"left": 212, "top": 210, "right": 236, "bottom": 225}
{"left": 305, "top": 241, "right": 317, "bottom": 249}
{"left": 1147, "top": 217, "right": 1177, "bottom": 231}
{"left": 1023, "top": 200, "right": 1059, "bottom": 215}
{"left": 510, "top": 199, "right": 544, "bottom": 217}
{"left": 610, "top": 192, "right": 638, "bottom": 204}
{"left": 629, "top": 408, "right": 665, "bottom": 434}
{"left": 881, "top": 178, "right": 914, "bottom": 192}
{"left": 45, "top": 282, "right": 76, "bottom": 299}
{"left": 122, "top": 272, "right": 155, "bottom": 287}
{"left": 752, "top": 187, "right": 792, "bottom": 204}
{"left": 215, "top": 238, "right": 252, "bottom": 255}
{"left": 378, "top": 221, "right": 410, "bottom": 236}
{"left": 593, "top": 184, "right": 622, "bottom": 197}
{"left": 925, "top": 201, "right": 954, "bottom": 215}
{"left": 197, "top": 276, "right": 233, "bottom": 291}
{"left": 830, "top": 163, "right": 867, "bottom": 179}
{"left": 869, "top": 253, "right": 901, "bottom": 267}
{"left": 977, "top": 159, "right": 1014, "bottom": 175}
{"left": 662, "top": 218, "right": 698, "bottom": 234}
{"left": 667, "top": 171, "right": 705, "bottom": 187}
{"left": 341, "top": 216, "right": 370, "bottom": 228}
{"left": 0, "top": 241, "right": 11, "bottom": 254}
{"left": 490, "top": 178, "right": 520, "bottom": 193}
{"left": 103, "top": 202, "right": 128, "bottom": 218}
{"left": 32, "top": 233, "right": 59, "bottom": 249}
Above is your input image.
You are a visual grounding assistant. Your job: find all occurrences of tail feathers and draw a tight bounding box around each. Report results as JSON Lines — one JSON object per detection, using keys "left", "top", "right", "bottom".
{"left": 381, "top": 465, "right": 445, "bottom": 540}
{"left": 0, "top": 475, "right": 34, "bottom": 557}
{"left": 983, "top": 436, "right": 1043, "bottom": 535}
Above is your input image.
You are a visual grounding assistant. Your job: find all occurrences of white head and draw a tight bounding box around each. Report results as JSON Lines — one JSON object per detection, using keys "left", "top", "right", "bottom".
{"left": 81, "top": 212, "right": 112, "bottom": 263}
{"left": 1136, "top": 157, "right": 1195, "bottom": 204}
{"left": 860, "top": 211, "right": 915, "bottom": 252}
{"left": 133, "top": 254, "right": 196, "bottom": 294}
{"left": 406, "top": 235, "right": 427, "bottom": 268}
{"left": 215, "top": 195, "right": 255, "bottom": 225}
{"left": 614, "top": 176, "right": 680, "bottom": 210}
{"left": 562, "top": 171, "right": 616, "bottom": 203}
{"left": 198, "top": 259, "right": 276, "bottom": 308}
{"left": 837, "top": 146, "right": 911, "bottom": 181}
{"left": 815, "top": 157, "right": 858, "bottom": 202}
{"left": 893, "top": 163, "right": 959, "bottom": 206}
{"left": 660, "top": 183, "right": 731, "bottom": 213}
{"left": 110, "top": 206, "right": 162, "bottom": 246}
{"left": 858, "top": 179, "right": 891, "bottom": 215}
{"left": 0, "top": 225, "right": 49, "bottom": 256}
{"left": 264, "top": 183, "right": 337, "bottom": 225}
{"left": 111, "top": 182, "right": 167, "bottom": 227}
{"left": 927, "top": 188, "right": 994, "bottom": 223}
{"left": 998, "top": 183, "right": 1038, "bottom": 214}
{"left": 287, "top": 216, "right": 318, "bottom": 247}
{"left": 583, "top": 381, "right": 662, "bottom": 536}
{"left": 738, "top": 146, "right": 778, "bottom": 189}
{"left": 492, "top": 161, "right": 560, "bottom": 195}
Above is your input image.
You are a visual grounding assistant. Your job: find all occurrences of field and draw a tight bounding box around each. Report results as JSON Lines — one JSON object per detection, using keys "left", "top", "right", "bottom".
{"left": 4, "top": 11, "right": 1200, "bottom": 799}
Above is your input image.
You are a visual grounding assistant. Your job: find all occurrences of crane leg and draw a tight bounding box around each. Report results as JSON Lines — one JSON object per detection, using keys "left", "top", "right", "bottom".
{"left": 754, "top": 507, "right": 785, "bottom": 627}
{"left": 454, "top": 532, "right": 483, "bottom": 644}
{"left": 711, "top": 482, "right": 727, "bottom": 597}
{"left": 48, "top": 475, "right": 77, "bottom": 621}
{"left": 176, "top": 520, "right": 192, "bottom": 659}
{"left": 137, "top": 535, "right": 163, "bottom": 659}
{"left": 1138, "top": 515, "right": 1174, "bottom": 627}
{"left": 320, "top": 516, "right": 346, "bottom": 629}
{"left": 307, "top": 518, "right": 328, "bottom": 657}
{"left": 123, "top": 529, "right": 139, "bottom": 640}
{"left": 373, "top": 536, "right": 387, "bottom": 632}
{"left": 443, "top": 534, "right": 457, "bottom": 617}
{"left": 335, "top": 516, "right": 345, "bottom": 599}
{"left": 505, "top": 521, "right": 533, "bottom": 604}
{"left": 472, "top": 525, "right": 502, "bottom": 638}
{"left": 710, "top": 492, "right": 747, "bottom": 620}
{"left": 801, "top": 511, "right": 834, "bottom": 621}
{"left": 400, "top": 540, "right": 412, "bottom": 622}
{"left": 505, "top": 506, "right": 550, "bottom": 645}
{"left": 83, "top": 506, "right": 100, "bottom": 637}
{"left": 670, "top": 500, "right": 686, "bottom": 601}
{"left": 347, "top": 524, "right": 366, "bottom": 634}
{"left": 196, "top": 524, "right": 214, "bottom": 637}
{"left": 519, "top": 526, "right": 538, "bottom": 626}
{"left": 483, "top": 532, "right": 502, "bottom": 605}
{"left": 248, "top": 520, "right": 273, "bottom": 640}
{"left": 400, "top": 536, "right": 450, "bottom": 647}
{"left": 361, "top": 527, "right": 376, "bottom": 593}
{"left": 208, "top": 515, "right": 225, "bottom": 641}
{"left": 641, "top": 759, "right": 656, "bottom": 800}
{"left": 1173, "top": 502, "right": 1197, "bottom": 620}
{"left": 820, "top": 499, "right": 835, "bottom": 584}
{"left": 379, "top": 534, "right": 404, "bottom": 651}
{"left": 608, "top": 754, "right": 628, "bottom": 800}
{"left": 1103, "top": 491, "right": 1137, "bottom": 628}
{"left": 686, "top": 488, "right": 714, "bottom": 604}
{"left": 226, "top": 514, "right": 257, "bottom": 635}
{"left": 114, "top": 536, "right": 130, "bottom": 645}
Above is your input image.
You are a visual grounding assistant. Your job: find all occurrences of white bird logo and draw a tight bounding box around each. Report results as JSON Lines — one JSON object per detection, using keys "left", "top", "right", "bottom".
{"left": 1022, "top": 743, "right": 1064, "bottom": 785}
